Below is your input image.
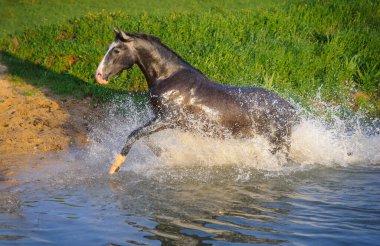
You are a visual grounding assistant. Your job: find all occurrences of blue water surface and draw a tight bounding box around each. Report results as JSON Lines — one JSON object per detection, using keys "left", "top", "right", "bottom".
{"left": 1, "top": 161, "right": 379, "bottom": 245}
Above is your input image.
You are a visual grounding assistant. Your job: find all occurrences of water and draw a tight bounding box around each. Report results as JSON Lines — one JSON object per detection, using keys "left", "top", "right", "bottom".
{"left": 1, "top": 98, "right": 380, "bottom": 245}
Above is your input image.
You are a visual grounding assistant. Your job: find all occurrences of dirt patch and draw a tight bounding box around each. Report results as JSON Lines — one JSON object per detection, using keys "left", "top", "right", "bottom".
{"left": 0, "top": 66, "right": 92, "bottom": 161}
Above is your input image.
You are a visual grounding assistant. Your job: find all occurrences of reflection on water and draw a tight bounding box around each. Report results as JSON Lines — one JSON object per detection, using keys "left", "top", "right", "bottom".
{"left": 1, "top": 98, "right": 380, "bottom": 245}
{"left": 1, "top": 161, "right": 380, "bottom": 245}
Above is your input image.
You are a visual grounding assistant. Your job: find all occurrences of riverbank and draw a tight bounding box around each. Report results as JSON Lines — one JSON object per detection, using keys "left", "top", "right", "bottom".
{"left": 0, "top": 65, "right": 91, "bottom": 162}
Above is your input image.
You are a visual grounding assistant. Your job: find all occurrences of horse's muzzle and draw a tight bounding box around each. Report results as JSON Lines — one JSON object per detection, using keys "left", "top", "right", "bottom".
{"left": 96, "top": 72, "right": 108, "bottom": 84}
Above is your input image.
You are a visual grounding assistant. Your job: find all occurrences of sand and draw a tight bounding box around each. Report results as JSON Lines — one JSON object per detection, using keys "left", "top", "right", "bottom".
{"left": 0, "top": 64, "right": 91, "bottom": 161}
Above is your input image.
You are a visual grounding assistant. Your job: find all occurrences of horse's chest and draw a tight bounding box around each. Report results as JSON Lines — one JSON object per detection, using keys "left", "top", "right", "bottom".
{"left": 151, "top": 88, "right": 219, "bottom": 116}
{"left": 150, "top": 89, "right": 186, "bottom": 111}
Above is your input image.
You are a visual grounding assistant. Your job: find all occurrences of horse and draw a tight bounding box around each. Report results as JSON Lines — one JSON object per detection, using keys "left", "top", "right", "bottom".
{"left": 96, "top": 28, "right": 297, "bottom": 175}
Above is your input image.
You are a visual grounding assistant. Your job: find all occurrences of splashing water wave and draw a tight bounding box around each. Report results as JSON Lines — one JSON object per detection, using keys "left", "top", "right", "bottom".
{"left": 87, "top": 97, "right": 380, "bottom": 176}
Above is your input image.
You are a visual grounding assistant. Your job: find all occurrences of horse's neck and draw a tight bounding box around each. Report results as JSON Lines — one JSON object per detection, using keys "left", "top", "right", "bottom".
{"left": 134, "top": 41, "right": 194, "bottom": 87}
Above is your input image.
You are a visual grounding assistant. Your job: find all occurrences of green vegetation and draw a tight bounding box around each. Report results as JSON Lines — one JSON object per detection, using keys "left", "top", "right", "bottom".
{"left": 0, "top": 0, "right": 277, "bottom": 35}
{"left": 0, "top": 0, "right": 379, "bottom": 115}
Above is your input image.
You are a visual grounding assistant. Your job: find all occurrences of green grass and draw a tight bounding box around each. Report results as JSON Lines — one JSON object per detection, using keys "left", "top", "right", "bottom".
{"left": 0, "top": 0, "right": 379, "bottom": 115}
{"left": 0, "top": 0, "right": 278, "bottom": 35}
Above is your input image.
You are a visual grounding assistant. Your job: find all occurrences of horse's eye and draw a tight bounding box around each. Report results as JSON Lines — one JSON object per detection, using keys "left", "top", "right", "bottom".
{"left": 113, "top": 49, "right": 120, "bottom": 54}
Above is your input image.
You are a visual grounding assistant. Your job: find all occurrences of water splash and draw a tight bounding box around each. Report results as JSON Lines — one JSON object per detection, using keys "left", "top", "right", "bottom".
{"left": 86, "top": 96, "right": 380, "bottom": 178}
{"left": 290, "top": 117, "right": 380, "bottom": 167}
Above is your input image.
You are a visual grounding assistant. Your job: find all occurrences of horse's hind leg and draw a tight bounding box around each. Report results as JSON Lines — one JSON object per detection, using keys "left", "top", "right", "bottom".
{"left": 109, "top": 117, "right": 169, "bottom": 174}
{"left": 269, "top": 127, "right": 291, "bottom": 155}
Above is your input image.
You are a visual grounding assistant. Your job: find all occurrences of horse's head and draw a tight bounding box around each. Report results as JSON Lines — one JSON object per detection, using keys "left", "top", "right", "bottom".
{"left": 95, "top": 28, "right": 136, "bottom": 84}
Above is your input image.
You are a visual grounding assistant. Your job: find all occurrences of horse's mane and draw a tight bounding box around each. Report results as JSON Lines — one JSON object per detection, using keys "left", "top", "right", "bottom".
{"left": 128, "top": 33, "right": 162, "bottom": 44}
{"left": 128, "top": 32, "right": 203, "bottom": 74}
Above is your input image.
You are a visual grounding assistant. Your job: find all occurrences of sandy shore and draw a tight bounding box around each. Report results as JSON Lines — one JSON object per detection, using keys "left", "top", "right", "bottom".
{"left": 0, "top": 64, "right": 92, "bottom": 163}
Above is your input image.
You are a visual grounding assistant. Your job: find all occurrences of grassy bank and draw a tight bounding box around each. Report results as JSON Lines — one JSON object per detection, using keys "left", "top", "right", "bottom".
{"left": 1, "top": 0, "right": 379, "bottom": 115}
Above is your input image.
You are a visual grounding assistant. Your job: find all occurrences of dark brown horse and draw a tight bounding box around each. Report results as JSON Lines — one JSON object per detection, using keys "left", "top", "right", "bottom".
{"left": 96, "top": 28, "right": 297, "bottom": 174}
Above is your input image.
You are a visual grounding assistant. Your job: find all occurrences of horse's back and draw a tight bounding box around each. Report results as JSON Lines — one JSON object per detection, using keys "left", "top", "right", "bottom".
{"left": 224, "top": 85, "right": 297, "bottom": 137}
{"left": 226, "top": 86, "right": 295, "bottom": 116}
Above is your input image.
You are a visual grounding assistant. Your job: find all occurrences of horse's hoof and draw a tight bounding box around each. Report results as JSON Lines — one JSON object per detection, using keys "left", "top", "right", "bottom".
{"left": 109, "top": 154, "right": 126, "bottom": 175}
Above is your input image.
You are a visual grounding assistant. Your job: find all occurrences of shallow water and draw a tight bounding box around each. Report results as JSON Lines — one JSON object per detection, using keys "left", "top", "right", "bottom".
{"left": 1, "top": 161, "right": 380, "bottom": 245}
{"left": 1, "top": 99, "right": 380, "bottom": 245}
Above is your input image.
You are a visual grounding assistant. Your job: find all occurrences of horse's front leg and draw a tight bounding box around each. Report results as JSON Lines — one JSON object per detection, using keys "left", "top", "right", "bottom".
{"left": 109, "top": 117, "right": 169, "bottom": 175}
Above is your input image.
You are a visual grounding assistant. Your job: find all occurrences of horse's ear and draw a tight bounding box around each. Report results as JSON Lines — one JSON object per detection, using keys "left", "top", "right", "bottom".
{"left": 113, "top": 27, "right": 120, "bottom": 35}
{"left": 113, "top": 27, "right": 133, "bottom": 42}
{"left": 119, "top": 30, "right": 133, "bottom": 42}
